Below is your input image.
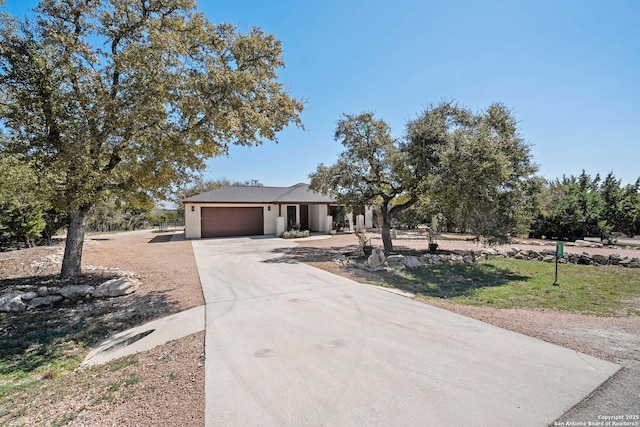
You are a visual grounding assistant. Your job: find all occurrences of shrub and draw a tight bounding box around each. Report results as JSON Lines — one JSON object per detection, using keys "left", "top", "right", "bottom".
{"left": 282, "top": 230, "right": 310, "bottom": 239}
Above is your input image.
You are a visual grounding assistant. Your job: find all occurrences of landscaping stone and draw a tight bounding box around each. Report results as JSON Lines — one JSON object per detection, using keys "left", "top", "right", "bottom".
{"left": 94, "top": 277, "right": 140, "bottom": 298}
{"left": 28, "top": 295, "right": 63, "bottom": 309}
{"left": 450, "top": 255, "right": 464, "bottom": 265}
{"left": 578, "top": 254, "right": 593, "bottom": 265}
{"left": 20, "top": 291, "right": 38, "bottom": 301}
{"left": 58, "top": 285, "right": 95, "bottom": 300}
{"left": 0, "top": 276, "right": 142, "bottom": 312}
{"left": 573, "top": 240, "right": 603, "bottom": 248}
{"left": 404, "top": 256, "right": 421, "bottom": 269}
{"left": 367, "top": 249, "right": 386, "bottom": 269}
{"left": 0, "top": 291, "right": 27, "bottom": 312}
{"left": 593, "top": 254, "right": 609, "bottom": 264}
{"left": 344, "top": 243, "right": 640, "bottom": 274}
{"left": 386, "top": 255, "right": 404, "bottom": 267}
{"left": 609, "top": 254, "right": 623, "bottom": 265}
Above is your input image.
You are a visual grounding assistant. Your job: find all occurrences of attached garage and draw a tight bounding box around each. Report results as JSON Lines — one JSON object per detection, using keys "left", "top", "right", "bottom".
{"left": 201, "top": 207, "right": 264, "bottom": 238}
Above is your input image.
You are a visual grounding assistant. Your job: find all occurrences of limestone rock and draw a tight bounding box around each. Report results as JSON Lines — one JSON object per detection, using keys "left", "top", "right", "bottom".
{"left": 577, "top": 254, "right": 593, "bottom": 265}
{"left": 28, "top": 295, "right": 63, "bottom": 308}
{"left": 404, "top": 256, "right": 421, "bottom": 269}
{"left": 0, "top": 291, "right": 27, "bottom": 312}
{"left": 609, "top": 254, "right": 622, "bottom": 265}
{"left": 94, "top": 277, "right": 140, "bottom": 298}
{"left": 543, "top": 255, "right": 555, "bottom": 263}
{"left": 449, "top": 255, "right": 464, "bottom": 265}
{"left": 593, "top": 254, "right": 608, "bottom": 264}
{"left": 20, "top": 291, "right": 39, "bottom": 301}
{"left": 58, "top": 285, "right": 94, "bottom": 300}
{"left": 367, "top": 249, "right": 386, "bottom": 269}
{"left": 37, "top": 286, "right": 50, "bottom": 297}
{"left": 386, "top": 255, "right": 404, "bottom": 267}
{"left": 574, "top": 240, "right": 603, "bottom": 248}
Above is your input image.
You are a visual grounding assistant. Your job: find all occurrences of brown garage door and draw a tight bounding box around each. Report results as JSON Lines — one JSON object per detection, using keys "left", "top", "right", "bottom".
{"left": 201, "top": 207, "right": 264, "bottom": 238}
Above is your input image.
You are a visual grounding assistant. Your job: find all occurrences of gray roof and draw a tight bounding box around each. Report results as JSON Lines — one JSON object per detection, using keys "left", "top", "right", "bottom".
{"left": 182, "top": 183, "right": 335, "bottom": 204}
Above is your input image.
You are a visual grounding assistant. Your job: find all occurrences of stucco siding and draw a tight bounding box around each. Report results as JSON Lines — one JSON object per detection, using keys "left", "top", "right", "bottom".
{"left": 184, "top": 203, "right": 277, "bottom": 239}
{"left": 309, "top": 204, "right": 329, "bottom": 232}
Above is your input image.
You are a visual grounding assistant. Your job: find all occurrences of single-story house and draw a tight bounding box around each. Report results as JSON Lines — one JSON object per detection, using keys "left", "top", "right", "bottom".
{"left": 182, "top": 183, "right": 373, "bottom": 239}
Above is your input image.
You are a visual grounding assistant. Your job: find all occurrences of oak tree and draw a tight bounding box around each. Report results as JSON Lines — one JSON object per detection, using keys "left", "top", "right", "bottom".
{"left": 0, "top": 156, "right": 47, "bottom": 247}
{"left": 406, "top": 101, "right": 540, "bottom": 243}
{"left": 309, "top": 113, "right": 419, "bottom": 253}
{"left": 0, "top": 0, "right": 303, "bottom": 278}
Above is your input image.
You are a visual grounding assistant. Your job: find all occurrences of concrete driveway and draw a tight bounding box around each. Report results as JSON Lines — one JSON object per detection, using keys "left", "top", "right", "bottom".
{"left": 193, "top": 237, "right": 619, "bottom": 426}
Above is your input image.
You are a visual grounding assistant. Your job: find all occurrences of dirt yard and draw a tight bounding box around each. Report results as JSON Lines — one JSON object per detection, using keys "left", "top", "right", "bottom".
{"left": 0, "top": 230, "right": 205, "bottom": 426}
{"left": 1, "top": 230, "right": 638, "bottom": 425}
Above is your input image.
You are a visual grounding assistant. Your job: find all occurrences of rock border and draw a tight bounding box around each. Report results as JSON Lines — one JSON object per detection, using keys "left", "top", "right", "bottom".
{"left": 0, "top": 277, "right": 140, "bottom": 313}
{"left": 340, "top": 247, "right": 640, "bottom": 272}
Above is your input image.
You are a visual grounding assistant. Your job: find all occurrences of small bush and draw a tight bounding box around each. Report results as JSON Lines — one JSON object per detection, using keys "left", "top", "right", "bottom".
{"left": 282, "top": 230, "right": 310, "bottom": 239}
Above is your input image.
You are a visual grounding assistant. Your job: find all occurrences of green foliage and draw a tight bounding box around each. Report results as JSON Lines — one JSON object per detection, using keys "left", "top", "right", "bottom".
{"left": 310, "top": 112, "right": 418, "bottom": 252}
{"left": 0, "top": 156, "right": 47, "bottom": 246}
{"left": 311, "top": 103, "right": 539, "bottom": 249}
{"left": 405, "top": 101, "right": 540, "bottom": 243}
{"left": 355, "top": 232, "right": 371, "bottom": 248}
{"left": 88, "top": 199, "right": 153, "bottom": 232}
{"left": 281, "top": 230, "right": 310, "bottom": 239}
{"left": 0, "top": 1, "right": 302, "bottom": 276}
{"left": 360, "top": 259, "right": 640, "bottom": 316}
{"left": 530, "top": 171, "right": 640, "bottom": 239}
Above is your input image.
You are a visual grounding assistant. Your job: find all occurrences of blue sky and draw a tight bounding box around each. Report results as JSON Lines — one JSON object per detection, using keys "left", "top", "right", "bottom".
{"left": 5, "top": 1, "right": 639, "bottom": 186}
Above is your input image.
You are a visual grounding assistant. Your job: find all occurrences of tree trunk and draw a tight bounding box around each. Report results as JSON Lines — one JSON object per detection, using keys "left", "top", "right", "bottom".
{"left": 381, "top": 203, "right": 394, "bottom": 254}
{"left": 60, "top": 204, "right": 94, "bottom": 279}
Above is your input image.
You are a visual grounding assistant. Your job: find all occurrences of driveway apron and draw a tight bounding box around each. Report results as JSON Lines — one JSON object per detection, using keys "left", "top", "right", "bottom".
{"left": 193, "top": 237, "right": 619, "bottom": 426}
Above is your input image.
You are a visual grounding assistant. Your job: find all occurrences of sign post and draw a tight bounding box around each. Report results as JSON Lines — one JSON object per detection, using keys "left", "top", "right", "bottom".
{"left": 553, "top": 241, "right": 564, "bottom": 286}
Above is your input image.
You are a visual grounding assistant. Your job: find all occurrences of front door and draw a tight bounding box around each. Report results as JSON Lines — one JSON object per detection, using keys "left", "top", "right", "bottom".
{"left": 300, "top": 205, "right": 309, "bottom": 230}
{"left": 286, "top": 206, "right": 297, "bottom": 229}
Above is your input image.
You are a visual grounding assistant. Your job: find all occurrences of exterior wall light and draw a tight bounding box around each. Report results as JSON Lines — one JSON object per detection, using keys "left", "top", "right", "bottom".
{"left": 191, "top": 206, "right": 194, "bottom": 212}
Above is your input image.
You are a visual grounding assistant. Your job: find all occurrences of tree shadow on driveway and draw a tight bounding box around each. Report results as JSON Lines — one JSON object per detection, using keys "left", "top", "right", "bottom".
{"left": 266, "top": 244, "right": 361, "bottom": 264}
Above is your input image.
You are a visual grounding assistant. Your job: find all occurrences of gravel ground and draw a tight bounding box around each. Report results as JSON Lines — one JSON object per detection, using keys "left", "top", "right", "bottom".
{"left": 289, "top": 232, "right": 640, "bottom": 424}
{"left": 2, "top": 230, "right": 638, "bottom": 425}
